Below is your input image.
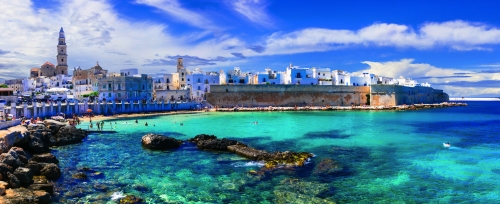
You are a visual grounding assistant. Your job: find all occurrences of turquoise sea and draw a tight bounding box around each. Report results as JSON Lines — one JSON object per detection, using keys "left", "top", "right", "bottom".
{"left": 51, "top": 101, "right": 500, "bottom": 203}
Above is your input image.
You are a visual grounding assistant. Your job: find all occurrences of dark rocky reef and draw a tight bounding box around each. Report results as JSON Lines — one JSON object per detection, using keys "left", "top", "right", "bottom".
{"left": 12, "top": 120, "right": 87, "bottom": 154}
{"left": 0, "top": 147, "right": 60, "bottom": 203}
{"left": 0, "top": 120, "right": 86, "bottom": 203}
{"left": 188, "top": 134, "right": 314, "bottom": 169}
{"left": 141, "top": 134, "right": 183, "bottom": 150}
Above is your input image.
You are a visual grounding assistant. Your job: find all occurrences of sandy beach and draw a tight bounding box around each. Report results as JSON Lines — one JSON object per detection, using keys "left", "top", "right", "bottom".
{"left": 83, "top": 110, "right": 205, "bottom": 121}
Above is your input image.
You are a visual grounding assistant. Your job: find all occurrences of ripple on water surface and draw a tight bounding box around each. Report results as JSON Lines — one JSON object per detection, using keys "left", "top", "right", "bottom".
{"left": 52, "top": 103, "right": 500, "bottom": 203}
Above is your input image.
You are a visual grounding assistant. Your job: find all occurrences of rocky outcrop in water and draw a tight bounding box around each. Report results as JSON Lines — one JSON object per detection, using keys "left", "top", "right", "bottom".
{"left": 0, "top": 148, "right": 60, "bottom": 202}
{"left": 188, "top": 134, "right": 314, "bottom": 169}
{"left": 141, "top": 134, "right": 183, "bottom": 150}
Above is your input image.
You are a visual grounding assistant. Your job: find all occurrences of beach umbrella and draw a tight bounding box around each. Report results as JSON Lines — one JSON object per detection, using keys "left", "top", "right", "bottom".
{"left": 86, "top": 109, "right": 93, "bottom": 118}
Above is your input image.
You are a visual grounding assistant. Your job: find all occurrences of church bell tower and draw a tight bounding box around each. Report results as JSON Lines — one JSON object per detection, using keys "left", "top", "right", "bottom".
{"left": 56, "top": 27, "right": 68, "bottom": 75}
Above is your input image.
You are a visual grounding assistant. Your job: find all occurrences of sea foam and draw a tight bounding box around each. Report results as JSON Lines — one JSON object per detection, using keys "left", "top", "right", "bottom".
{"left": 232, "top": 161, "right": 265, "bottom": 167}
{"left": 111, "top": 191, "right": 125, "bottom": 201}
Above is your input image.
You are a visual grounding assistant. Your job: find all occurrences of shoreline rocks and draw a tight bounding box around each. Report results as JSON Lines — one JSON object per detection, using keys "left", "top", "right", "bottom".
{"left": 188, "top": 134, "right": 314, "bottom": 169}
{"left": 0, "top": 120, "right": 87, "bottom": 203}
{"left": 141, "top": 134, "right": 183, "bottom": 150}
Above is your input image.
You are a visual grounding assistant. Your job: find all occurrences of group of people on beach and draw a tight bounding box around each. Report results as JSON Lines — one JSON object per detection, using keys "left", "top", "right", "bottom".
{"left": 21, "top": 117, "right": 42, "bottom": 125}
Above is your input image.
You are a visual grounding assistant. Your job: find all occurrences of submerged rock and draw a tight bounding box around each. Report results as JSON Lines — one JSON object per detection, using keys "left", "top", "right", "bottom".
{"left": 141, "top": 134, "right": 182, "bottom": 150}
{"left": 118, "top": 195, "right": 144, "bottom": 204}
{"left": 29, "top": 176, "right": 54, "bottom": 195}
{"left": 312, "top": 158, "right": 343, "bottom": 175}
{"left": 71, "top": 172, "right": 87, "bottom": 179}
{"left": 0, "top": 188, "right": 51, "bottom": 204}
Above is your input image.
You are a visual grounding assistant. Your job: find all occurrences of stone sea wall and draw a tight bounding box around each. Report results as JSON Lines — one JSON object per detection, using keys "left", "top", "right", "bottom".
{"left": 207, "top": 85, "right": 370, "bottom": 107}
{"left": 370, "top": 85, "right": 449, "bottom": 106}
{"left": 207, "top": 85, "right": 449, "bottom": 107}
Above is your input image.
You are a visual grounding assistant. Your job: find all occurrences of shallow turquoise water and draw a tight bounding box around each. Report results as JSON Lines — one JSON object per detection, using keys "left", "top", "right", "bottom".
{"left": 51, "top": 102, "right": 500, "bottom": 203}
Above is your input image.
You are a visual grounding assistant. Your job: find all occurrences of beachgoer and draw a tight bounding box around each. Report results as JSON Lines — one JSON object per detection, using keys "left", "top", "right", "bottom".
{"left": 135, "top": 119, "right": 138, "bottom": 124}
{"left": 97, "top": 122, "right": 101, "bottom": 130}
{"left": 145, "top": 122, "right": 148, "bottom": 126}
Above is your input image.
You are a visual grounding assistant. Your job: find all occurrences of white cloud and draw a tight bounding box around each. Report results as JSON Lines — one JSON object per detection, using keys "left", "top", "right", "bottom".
{"left": 135, "top": 0, "right": 220, "bottom": 31}
{"left": 232, "top": 0, "right": 273, "bottom": 28}
{"left": 0, "top": 0, "right": 246, "bottom": 79}
{"left": 263, "top": 21, "right": 500, "bottom": 55}
{"left": 359, "top": 59, "right": 500, "bottom": 97}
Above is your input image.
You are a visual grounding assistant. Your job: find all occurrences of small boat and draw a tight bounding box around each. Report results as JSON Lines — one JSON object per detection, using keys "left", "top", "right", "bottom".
{"left": 443, "top": 143, "right": 451, "bottom": 148}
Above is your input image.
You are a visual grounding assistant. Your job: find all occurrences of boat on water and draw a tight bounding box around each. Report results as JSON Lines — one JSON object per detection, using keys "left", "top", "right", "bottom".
{"left": 443, "top": 143, "right": 451, "bottom": 148}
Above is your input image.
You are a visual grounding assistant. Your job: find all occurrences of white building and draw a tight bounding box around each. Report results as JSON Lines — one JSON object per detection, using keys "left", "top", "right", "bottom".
{"left": 316, "top": 68, "right": 332, "bottom": 85}
{"left": 332, "top": 70, "right": 351, "bottom": 86}
{"left": 350, "top": 73, "right": 376, "bottom": 86}
{"left": 226, "top": 67, "right": 252, "bottom": 84}
{"left": 120, "top": 68, "right": 138, "bottom": 76}
{"left": 255, "top": 68, "right": 287, "bottom": 84}
{"left": 396, "top": 76, "right": 417, "bottom": 87}
{"left": 186, "top": 68, "right": 223, "bottom": 101}
{"left": 22, "top": 78, "right": 36, "bottom": 92}
{"left": 287, "top": 64, "right": 318, "bottom": 85}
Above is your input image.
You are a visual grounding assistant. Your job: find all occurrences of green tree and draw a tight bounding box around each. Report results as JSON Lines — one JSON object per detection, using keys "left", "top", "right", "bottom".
{"left": 89, "top": 91, "right": 99, "bottom": 101}
{"left": 0, "top": 84, "right": 8, "bottom": 88}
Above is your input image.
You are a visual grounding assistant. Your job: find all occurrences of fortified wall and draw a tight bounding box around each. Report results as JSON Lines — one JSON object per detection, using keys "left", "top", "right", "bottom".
{"left": 207, "top": 85, "right": 370, "bottom": 107}
{"left": 207, "top": 85, "right": 449, "bottom": 107}
{"left": 371, "top": 85, "right": 449, "bottom": 106}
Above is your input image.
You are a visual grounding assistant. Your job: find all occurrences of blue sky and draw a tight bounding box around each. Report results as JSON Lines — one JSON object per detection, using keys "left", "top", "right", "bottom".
{"left": 1, "top": 0, "right": 500, "bottom": 97}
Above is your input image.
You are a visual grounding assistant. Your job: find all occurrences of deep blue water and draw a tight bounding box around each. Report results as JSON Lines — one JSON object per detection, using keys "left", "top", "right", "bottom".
{"left": 50, "top": 102, "right": 500, "bottom": 203}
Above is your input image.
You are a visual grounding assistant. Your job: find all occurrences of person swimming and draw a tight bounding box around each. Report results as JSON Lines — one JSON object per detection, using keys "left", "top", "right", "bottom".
{"left": 135, "top": 119, "right": 138, "bottom": 124}
{"left": 145, "top": 122, "right": 148, "bottom": 126}
{"left": 443, "top": 142, "right": 451, "bottom": 148}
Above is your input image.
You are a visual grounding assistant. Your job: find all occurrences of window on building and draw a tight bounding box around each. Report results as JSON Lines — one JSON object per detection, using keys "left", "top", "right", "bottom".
{"left": 197, "top": 78, "right": 201, "bottom": 83}
{"left": 103, "top": 85, "right": 106, "bottom": 88}
{"left": 117, "top": 93, "right": 121, "bottom": 97}
{"left": 262, "top": 78, "right": 266, "bottom": 82}
{"left": 296, "top": 73, "right": 301, "bottom": 78}
{"left": 239, "top": 79, "right": 245, "bottom": 83}
{"left": 166, "top": 78, "right": 170, "bottom": 83}
{"left": 182, "top": 78, "right": 184, "bottom": 81}
{"left": 197, "top": 86, "right": 200, "bottom": 90}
